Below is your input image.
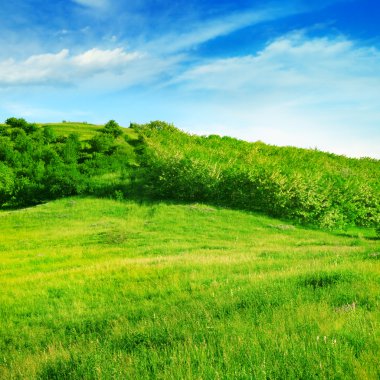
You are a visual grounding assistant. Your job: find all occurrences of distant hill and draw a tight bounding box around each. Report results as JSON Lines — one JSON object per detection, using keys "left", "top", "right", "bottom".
{"left": 0, "top": 118, "right": 379, "bottom": 230}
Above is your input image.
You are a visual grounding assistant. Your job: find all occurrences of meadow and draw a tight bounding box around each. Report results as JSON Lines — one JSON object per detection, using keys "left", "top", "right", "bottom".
{"left": 0, "top": 197, "right": 379, "bottom": 379}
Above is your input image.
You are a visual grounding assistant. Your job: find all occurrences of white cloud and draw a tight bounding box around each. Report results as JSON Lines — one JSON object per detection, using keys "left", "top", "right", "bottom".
{"left": 174, "top": 32, "right": 380, "bottom": 94}
{"left": 0, "top": 48, "right": 143, "bottom": 86}
{"left": 168, "top": 32, "right": 380, "bottom": 158}
{"left": 72, "top": 48, "right": 140, "bottom": 69}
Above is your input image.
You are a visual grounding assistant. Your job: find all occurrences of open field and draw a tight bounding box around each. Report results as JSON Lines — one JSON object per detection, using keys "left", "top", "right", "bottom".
{"left": 0, "top": 197, "right": 379, "bottom": 379}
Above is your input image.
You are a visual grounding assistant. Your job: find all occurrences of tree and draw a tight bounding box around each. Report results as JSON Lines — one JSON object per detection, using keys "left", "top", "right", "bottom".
{"left": 89, "top": 133, "right": 115, "bottom": 154}
{"left": 62, "top": 133, "right": 81, "bottom": 163}
{"left": 5, "top": 117, "right": 37, "bottom": 134}
{"left": 101, "top": 120, "right": 123, "bottom": 138}
{"left": 0, "top": 163, "right": 14, "bottom": 205}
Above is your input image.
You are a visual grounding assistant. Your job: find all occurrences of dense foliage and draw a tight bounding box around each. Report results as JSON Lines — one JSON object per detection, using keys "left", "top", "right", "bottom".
{"left": 1, "top": 118, "right": 379, "bottom": 229}
{"left": 131, "top": 121, "right": 380, "bottom": 229}
{"left": 0, "top": 118, "right": 134, "bottom": 207}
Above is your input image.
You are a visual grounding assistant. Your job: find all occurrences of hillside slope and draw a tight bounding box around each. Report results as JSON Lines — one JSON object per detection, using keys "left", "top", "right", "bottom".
{"left": 0, "top": 197, "right": 379, "bottom": 379}
{"left": 1, "top": 118, "right": 379, "bottom": 230}
{"left": 131, "top": 121, "right": 380, "bottom": 229}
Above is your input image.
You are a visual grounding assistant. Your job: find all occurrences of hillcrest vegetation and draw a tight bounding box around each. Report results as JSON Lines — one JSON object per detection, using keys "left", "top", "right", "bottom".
{"left": 0, "top": 117, "right": 379, "bottom": 233}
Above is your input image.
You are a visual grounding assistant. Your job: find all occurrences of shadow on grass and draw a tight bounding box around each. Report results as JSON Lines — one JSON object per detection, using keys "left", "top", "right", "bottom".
{"left": 2, "top": 180, "right": 377, "bottom": 240}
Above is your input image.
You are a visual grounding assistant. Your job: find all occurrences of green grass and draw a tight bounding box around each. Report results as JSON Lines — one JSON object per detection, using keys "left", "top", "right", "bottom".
{"left": 1, "top": 121, "right": 138, "bottom": 142}
{"left": 42, "top": 122, "right": 138, "bottom": 141}
{"left": 0, "top": 197, "right": 379, "bottom": 379}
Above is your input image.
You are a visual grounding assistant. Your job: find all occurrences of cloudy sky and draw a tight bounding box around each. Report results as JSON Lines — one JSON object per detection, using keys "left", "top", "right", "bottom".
{"left": 0, "top": 0, "right": 379, "bottom": 158}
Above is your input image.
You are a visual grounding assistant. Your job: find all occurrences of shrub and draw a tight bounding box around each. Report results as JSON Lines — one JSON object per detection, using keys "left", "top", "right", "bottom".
{"left": 5, "top": 117, "right": 38, "bottom": 134}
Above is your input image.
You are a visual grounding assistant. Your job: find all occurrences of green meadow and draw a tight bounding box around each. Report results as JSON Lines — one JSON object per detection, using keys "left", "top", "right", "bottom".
{"left": 0, "top": 197, "right": 379, "bottom": 379}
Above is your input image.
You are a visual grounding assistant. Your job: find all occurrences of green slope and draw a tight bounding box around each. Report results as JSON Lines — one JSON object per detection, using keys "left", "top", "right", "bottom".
{"left": 1, "top": 118, "right": 379, "bottom": 228}
{"left": 43, "top": 121, "right": 138, "bottom": 141}
{"left": 131, "top": 121, "right": 380, "bottom": 228}
{"left": 0, "top": 197, "right": 379, "bottom": 379}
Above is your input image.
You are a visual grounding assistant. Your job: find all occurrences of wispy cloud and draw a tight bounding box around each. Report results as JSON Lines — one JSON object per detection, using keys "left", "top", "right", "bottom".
{"left": 144, "top": 5, "right": 304, "bottom": 54}
{"left": 173, "top": 31, "right": 380, "bottom": 106}
{"left": 72, "top": 0, "right": 108, "bottom": 9}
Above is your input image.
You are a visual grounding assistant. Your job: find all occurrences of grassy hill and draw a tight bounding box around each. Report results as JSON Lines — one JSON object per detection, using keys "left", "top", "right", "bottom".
{"left": 1, "top": 118, "right": 379, "bottom": 231}
{"left": 0, "top": 118, "right": 379, "bottom": 378}
{"left": 0, "top": 197, "right": 379, "bottom": 379}
{"left": 43, "top": 121, "right": 138, "bottom": 141}
{"left": 131, "top": 121, "right": 380, "bottom": 229}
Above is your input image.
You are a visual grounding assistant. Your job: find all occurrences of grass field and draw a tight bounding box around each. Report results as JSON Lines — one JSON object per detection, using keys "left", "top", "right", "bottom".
{"left": 0, "top": 197, "right": 379, "bottom": 379}
{"left": 42, "top": 122, "right": 138, "bottom": 141}
{"left": 44, "top": 122, "right": 104, "bottom": 140}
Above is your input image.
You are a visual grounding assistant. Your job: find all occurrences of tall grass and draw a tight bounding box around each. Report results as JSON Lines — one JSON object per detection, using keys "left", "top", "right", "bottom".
{"left": 132, "top": 122, "right": 380, "bottom": 229}
{"left": 1, "top": 197, "right": 379, "bottom": 379}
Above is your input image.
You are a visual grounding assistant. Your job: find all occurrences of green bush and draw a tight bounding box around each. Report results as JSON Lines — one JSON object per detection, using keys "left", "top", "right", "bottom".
{"left": 89, "top": 134, "right": 115, "bottom": 154}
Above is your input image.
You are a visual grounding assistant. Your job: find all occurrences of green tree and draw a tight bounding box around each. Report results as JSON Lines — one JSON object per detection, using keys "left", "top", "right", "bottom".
{"left": 89, "top": 133, "right": 115, "bottom": 154}
{"left": 101, "top": 120, "right": 123, "bottom": 138}
{"left": 0, "top": 163, "right": 15, "bottom": 205}
{"left": 62, "top": 133, "right": 81, "bottom": 163}
{"left": 42, "top": 126, "right": 57, "bottom": 143}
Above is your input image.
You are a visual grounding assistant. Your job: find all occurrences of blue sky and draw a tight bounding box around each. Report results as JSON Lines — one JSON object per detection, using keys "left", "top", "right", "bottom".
{"left": 0, "top": 0, "right": 379, "bottom": 158}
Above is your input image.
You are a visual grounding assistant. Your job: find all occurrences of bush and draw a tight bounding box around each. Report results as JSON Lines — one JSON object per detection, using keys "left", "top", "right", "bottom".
{"left": 43, "top": 126, "right": 57, "bottom": 143}
{"left": 5, "top": 117, "right": 28, "bottom": 129}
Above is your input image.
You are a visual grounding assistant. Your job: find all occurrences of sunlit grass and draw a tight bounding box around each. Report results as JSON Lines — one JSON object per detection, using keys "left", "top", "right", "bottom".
{"left": 42, "top": 122, "right": 137, "bottom": 141}
{"left": 0, "top": 197, "right": 379, "bottom": 379}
